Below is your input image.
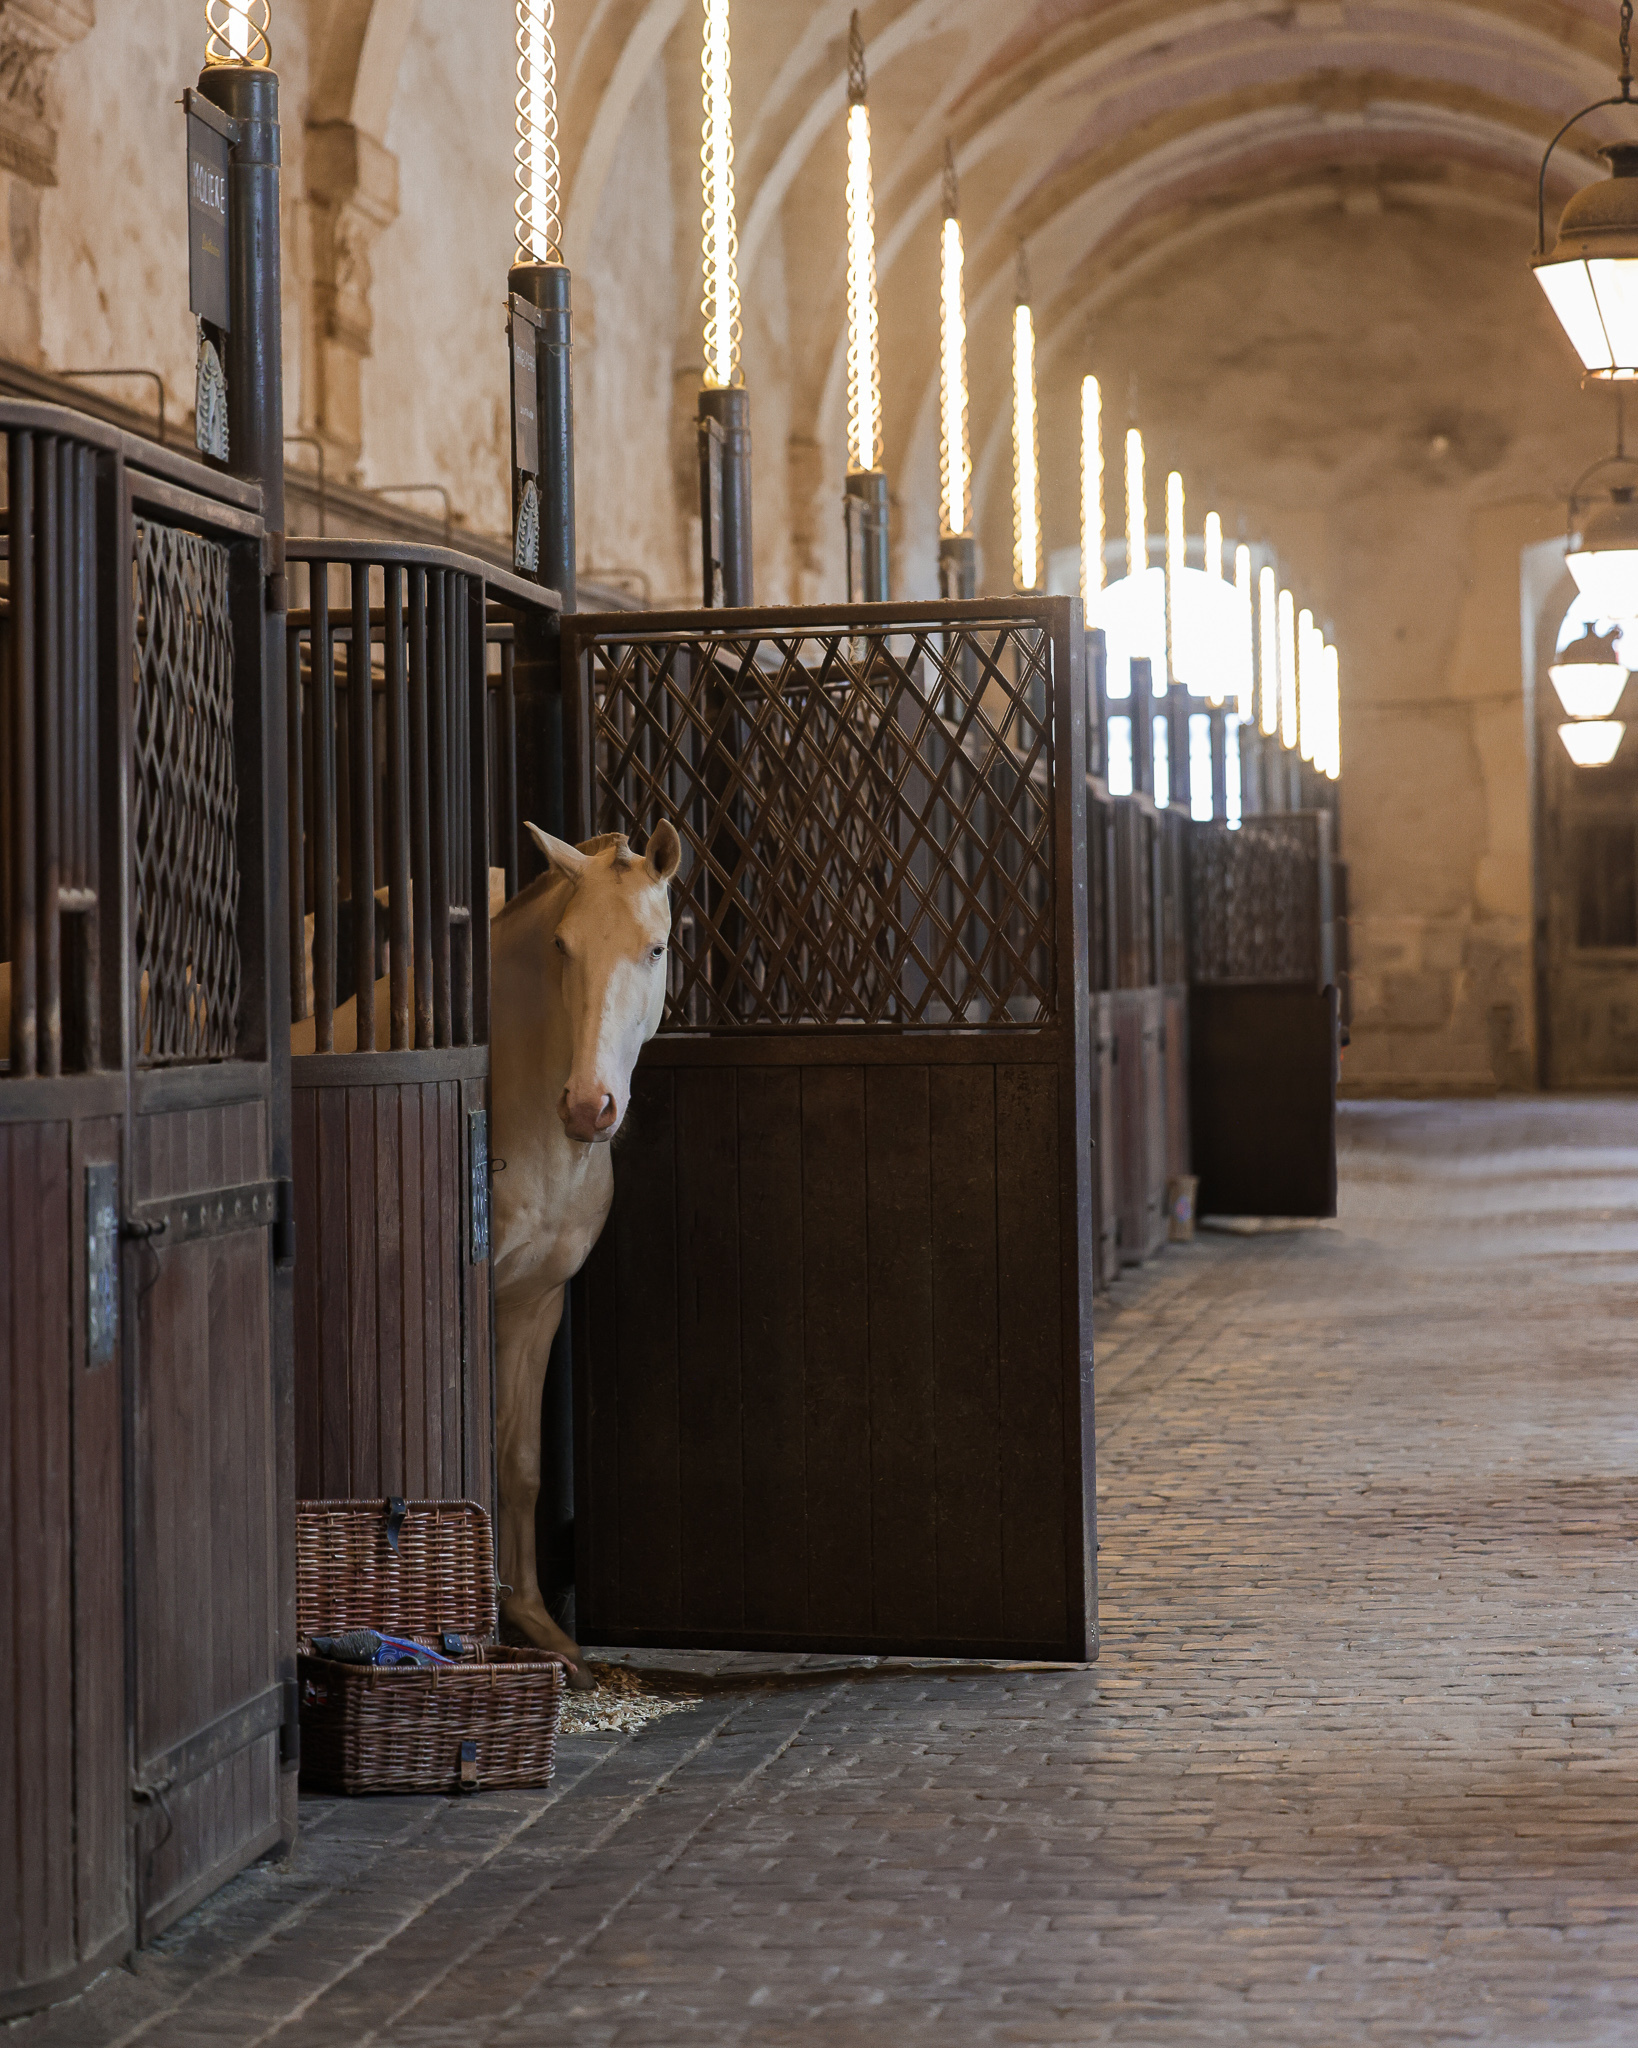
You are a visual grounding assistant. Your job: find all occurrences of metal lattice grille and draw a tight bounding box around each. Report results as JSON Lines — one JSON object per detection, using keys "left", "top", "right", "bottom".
{"left": 133, "top": 519, "right": 241, "bottom": 1063}
{"left": 586, "top": 620, "right": 1057, "bottom": 1029}
{"left": 1188, "top": 816, "right": 1320, "bottom": 987}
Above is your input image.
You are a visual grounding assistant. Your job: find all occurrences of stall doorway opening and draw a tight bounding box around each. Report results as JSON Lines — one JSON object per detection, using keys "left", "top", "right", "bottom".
{"left": 1530, "top": 565, "right": 1638, "bottom": 1088}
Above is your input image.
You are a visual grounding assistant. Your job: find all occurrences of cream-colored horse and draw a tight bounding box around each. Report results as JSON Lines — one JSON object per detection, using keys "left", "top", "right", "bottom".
{"left": 490, "top": 820, "right": 679, "bottom": 1680}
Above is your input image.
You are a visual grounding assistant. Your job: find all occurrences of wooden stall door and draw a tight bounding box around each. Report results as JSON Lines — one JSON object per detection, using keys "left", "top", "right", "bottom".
{"left": 1, "top": 415, "right": 132, "bottom": 2015}
{"left": 123, "top": 482, "right": 289, "bottom": 1939}
{"left": 568, "top": 602, "right": 1096, "bottom": 1661}
{"left": 1186, "top": 816, "right": 1338, "bottom": 1219}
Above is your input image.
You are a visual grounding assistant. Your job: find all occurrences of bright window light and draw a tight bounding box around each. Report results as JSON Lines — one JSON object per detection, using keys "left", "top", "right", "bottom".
{"left": 1106, "top": 715, "right": 1134, "bottom": 795}
{"left": 1189, "top": 712, "right": 1213, "bottom": 820}
{"left": 1153, "top": 713, "right": 1170, "bottom": 809}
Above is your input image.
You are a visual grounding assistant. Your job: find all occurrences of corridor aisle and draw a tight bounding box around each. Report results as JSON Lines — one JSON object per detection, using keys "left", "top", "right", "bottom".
{"left": 16, "top": 1100, "right": 1638, "bottom": 2045}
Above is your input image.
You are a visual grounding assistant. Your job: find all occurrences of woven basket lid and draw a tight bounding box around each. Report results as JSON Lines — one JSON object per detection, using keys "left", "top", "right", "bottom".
{"left": 295, "top": 1498, "right": 498, "bottom": 1645}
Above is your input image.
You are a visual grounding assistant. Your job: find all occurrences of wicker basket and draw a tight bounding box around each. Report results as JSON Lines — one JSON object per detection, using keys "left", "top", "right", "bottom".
{"left": 296, "top": 1498, "right": 564, "bottom": 1796}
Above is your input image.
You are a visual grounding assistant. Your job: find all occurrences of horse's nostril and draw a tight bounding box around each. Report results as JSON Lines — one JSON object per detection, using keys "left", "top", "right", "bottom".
{"left": 595, "top": 1094, "right": 618, "bottom": 1129}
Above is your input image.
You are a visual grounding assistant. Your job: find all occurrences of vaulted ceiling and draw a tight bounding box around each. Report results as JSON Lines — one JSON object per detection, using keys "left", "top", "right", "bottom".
{"left": 543, "top": 0, "right": 1625, "bottom": 585}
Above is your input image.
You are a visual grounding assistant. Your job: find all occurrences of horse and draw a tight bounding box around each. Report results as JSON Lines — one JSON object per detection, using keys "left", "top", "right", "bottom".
{"left": 489, "top": 819, "right": 679, "bottom": 1683}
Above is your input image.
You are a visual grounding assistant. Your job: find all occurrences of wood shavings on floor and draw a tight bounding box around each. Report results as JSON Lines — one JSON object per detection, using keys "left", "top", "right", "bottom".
{"left": 560, "top": 1661, "right": 703, "bottom": 1736}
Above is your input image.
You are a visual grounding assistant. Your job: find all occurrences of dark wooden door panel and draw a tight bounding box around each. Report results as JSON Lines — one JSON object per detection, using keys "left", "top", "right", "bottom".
{"left": 1189, "top": 985, "right": 1338, "bottom": 1218}
{"left": 0, "top": 1121, "right": 75, "bottom": 2003}
{"left": 291, "top": 1065, "right": 490, "bottom": 1506}
{"left": 1163, "top": 987, "right": 1190, "bottom": 1182}
{"left": 0, "top": 1111, "right": 128, "bottom": 2020}
{"left": 131, "top": 1101, "right": 281, "bottom": 1938}
{"left": 581, "top": 1052, "right": 1090, "bottom": 1659}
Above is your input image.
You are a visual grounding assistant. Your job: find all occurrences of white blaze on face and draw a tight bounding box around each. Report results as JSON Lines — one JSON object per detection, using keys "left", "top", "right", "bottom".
{"left": 525, "top": 823, "right": 680, "bottom": 1144}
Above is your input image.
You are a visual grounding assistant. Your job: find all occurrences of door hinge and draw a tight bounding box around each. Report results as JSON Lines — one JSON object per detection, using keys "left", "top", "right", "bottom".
{"left": 468, "top": 1108, "right": 491, "bottom": 1263}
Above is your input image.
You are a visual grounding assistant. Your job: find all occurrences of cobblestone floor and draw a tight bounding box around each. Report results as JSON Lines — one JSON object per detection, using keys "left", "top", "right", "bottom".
{"left": 14, "top": 1097, "right": 1638, "bottom": 2046}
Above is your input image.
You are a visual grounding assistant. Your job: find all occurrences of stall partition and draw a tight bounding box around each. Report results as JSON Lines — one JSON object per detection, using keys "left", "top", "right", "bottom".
{"left": 283, "top": 542, "right": 558, "bottom": 1516}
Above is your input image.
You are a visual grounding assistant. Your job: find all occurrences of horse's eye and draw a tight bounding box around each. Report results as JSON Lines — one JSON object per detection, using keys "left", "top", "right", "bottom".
{"left": 554, "top": 935, "right": 567, "bottom": 956}
{"left": 650, "top": 945, "right": 666, "bottom": 962}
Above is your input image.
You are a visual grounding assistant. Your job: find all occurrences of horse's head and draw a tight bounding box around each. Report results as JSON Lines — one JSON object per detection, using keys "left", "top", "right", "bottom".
{"left": 523, "top": 820, "right": 680, "bottom": 1144}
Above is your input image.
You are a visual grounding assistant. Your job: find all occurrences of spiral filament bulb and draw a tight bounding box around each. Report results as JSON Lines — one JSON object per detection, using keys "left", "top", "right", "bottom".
{"left": 515, "top": 0, "right": 562, "bottom": 264}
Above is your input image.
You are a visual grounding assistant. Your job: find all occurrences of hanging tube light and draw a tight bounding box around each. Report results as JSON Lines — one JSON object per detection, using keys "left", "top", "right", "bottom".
{"left": 1278, "top": 589, "right": 1299, "bottom": 750}
{"left": 1235, "top": 545, "right": 1255, "bottom": 720}
{"left": 1012, "top": 245, "right": 1042, "bottom": 592}
{"left": 1297, "top": 607, "right": 1317, "bottom": 761}
{"left": 938, "top": 144, "right": 971, "bottom": 540}
{"left": 1163, "top": 471, "right": 1186, "bottom": 696}
{"left": 1258, "top": 565, "right": 1278, "bottom": 735}
{"left": 843, "top": 12, "right": 888, "bottom": 599}
{"left": 204, "top": 0, "right": 271, "bottom": 63}
{"left": 701, "top": 0, "right": 740, "bottom": 389}
{"left": 1081, "top": 375, "right": 1105, "bottom": 612}
{"left": 1126, "top": 429, "right": 1147, "bottom": 577}
{"left": 845, "top": 13, "right": 882, "bottom": 475}
{"left": 514, "top": 0, "right": 561, "bottom": 262}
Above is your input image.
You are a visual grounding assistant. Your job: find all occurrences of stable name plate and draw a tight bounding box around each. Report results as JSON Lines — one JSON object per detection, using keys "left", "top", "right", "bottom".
{"left": 185, "top": 91, "right": 234, "bottom": 331}
{"left": 510, "top": 295, "right": 542, "bottom": 478}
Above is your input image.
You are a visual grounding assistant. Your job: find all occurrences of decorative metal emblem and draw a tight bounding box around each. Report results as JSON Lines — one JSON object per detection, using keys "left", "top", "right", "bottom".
{"left": 514, "top": 474, "right": 540, "bottom": 574}
{"left": 195, "top": 329, "right": 229, "bottom": 461}
{"left": 86, "top": 1162, "right": 119, "bottom": 1368}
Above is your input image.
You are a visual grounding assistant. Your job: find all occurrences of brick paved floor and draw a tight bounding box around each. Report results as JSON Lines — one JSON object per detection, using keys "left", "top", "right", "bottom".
{"left": 14, "top": 1097, "right": 1638, "bottom": 2046}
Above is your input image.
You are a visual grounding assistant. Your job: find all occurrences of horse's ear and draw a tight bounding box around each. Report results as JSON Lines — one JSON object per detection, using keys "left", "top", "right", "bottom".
{"left": 645, "top": 820, "right": 682, "bottom": 884}
{"left": 525, "top": 821, "right": 588, "bottom": 880}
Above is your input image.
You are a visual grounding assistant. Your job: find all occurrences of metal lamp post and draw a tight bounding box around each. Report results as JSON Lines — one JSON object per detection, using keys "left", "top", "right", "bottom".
{"left": 698, "top": 0, "right": 752, "bottom": 605}
{"left": 195, "top": 0, "right": 283, "bottom": 541}
{"left": 843, "top": 11, "right": 888, "bottom": 601}
{"left": 1080, "top": 375, "right": 1105, "bottom": 772}
{"left": 193, "top": 0, "right": 297, "bottom": 1839}
{"left": 938, "top": 142, "right": 975, "bottom": 601}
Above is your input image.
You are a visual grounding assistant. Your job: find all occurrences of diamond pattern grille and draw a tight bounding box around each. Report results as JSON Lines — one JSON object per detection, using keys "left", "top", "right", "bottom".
{"left": 1188, "top": 815, "right": 1321, "bottom": 987}
{"left": 132, "top": 519, "right": 241, "bottom": 1063}
{"left": 585, "top": 619, "right": 1057, "bottom": 1029}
